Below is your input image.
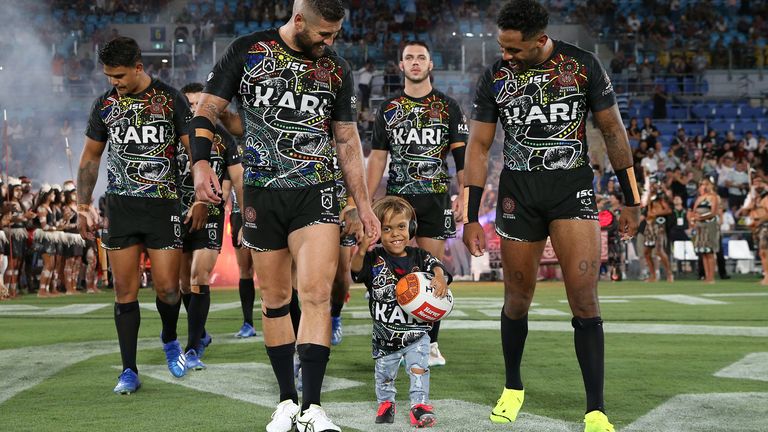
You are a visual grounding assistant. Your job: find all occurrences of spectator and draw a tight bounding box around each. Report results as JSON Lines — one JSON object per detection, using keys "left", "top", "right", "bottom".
{"left": 641, "top": 117, "right": 659, "bottom": 147}
{"left": 724, "top": 159, "right": 750, "bottom": 208}
{"left": 652, "top": 85, "right": 668, "bottom": 119}
{"left": 357, "top": 60, "right": 377, "bottom": 110}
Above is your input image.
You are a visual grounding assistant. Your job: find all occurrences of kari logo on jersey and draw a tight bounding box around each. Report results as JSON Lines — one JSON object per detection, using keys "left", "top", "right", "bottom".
{"left": 392, "top": 128, "right": 443, "bottom": 145}
{"left": 242, "top": 85, "right": 329, "bottom": 116}
{"left": 503, "top": 101, "right": 582, "bottom": 125}
{"left": 109, "top": 125, "right": 168, "bottom": 144}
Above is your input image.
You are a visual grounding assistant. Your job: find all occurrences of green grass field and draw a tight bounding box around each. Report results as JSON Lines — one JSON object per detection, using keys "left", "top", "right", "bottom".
{"left": 1, "top": 278, "right": 767, "bottom": 431}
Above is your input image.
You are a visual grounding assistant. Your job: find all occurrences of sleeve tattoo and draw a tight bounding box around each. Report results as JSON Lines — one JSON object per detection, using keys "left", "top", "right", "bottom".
{"left": 77, "top": 160, "right": 100, "bottom": 205}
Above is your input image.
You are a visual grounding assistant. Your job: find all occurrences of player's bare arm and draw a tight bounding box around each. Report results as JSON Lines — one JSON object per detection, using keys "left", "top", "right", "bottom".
{"left": 594, "top": 104, "right": 640, "bottom": 240}
{"left": 191, "top": 93, "right": 230, "bottom": 204}
{"left": 462, "top": 120, "right": 496, "bottom": 257}
{"left": 450, "top": 141, "right": 466, "bottom": 222}
{"left": 76, "top": 137, "right": 106, "bottom": 240}
{"left": 333, "top": 120, "right": 381, "bottom": 243}
{"left": 366, "top": 149, "right": 388, "bottom": 200}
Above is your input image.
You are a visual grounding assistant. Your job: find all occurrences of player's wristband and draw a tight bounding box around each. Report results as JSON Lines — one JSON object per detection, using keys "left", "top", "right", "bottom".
{"left": 464, "top": 185, "right": 484, "bottom": 223}
{"left": 616, "top": 167, "right": 641, "bottom": 207}
{"left": 451, "top": 146, "right": 466, "bottom": 171}
{"left": 190, "top": 116, "right": 215, "bottom": 163}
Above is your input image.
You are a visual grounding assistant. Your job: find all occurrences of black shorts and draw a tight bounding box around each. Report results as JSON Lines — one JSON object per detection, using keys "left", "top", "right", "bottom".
{"left": 230, "top": 211, "right": 243, "bottom": 248}
{"left": 242, "top": 182, "right": 339, "bottom": 251}
{"left": 182, "top": 212, "right": 225, "bottom": 252}
{"left": 495, "top": 166, "right": 598, "bottom": 242}
{"left": 101, "top": 195, "right": 183, "bottom": 250}
{"left": 396, "top": 193, "right": 455, "bottom": 240}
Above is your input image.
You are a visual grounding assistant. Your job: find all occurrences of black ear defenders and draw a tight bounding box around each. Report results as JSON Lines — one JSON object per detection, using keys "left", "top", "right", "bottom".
{"left": 374, "top": 196, "right": 418, "bottom": 243}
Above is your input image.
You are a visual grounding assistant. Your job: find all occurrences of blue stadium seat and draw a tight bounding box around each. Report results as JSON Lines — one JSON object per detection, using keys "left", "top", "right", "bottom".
{"left": 709, "top": 120, "right": 734, "bottom": 133}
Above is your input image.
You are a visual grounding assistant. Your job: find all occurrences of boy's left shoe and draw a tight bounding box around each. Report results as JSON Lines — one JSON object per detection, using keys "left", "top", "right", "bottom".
{"left": 584, "top": 410, "right": 615, "bottom": 432}
{"left": 409, "top": 404, "right": 436, "bottom": 428}
{"left": 375, "top": 401, "right": 396, "bottom": 424}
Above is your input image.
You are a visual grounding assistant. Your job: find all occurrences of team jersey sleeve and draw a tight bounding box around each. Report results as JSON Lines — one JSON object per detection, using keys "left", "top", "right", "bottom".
{"left": 351, "top": 251, "right": 374, "bottom": 287}
{"left": 471, "top": 66, "right": 499, "bottom": 123}
{"left": 173, "top": 89, "right": 192, "bottom": 137}
{"left": 419, "top": 249, "right": 453, "bottom": 285}
{"left": 331, "top": 58, "right": 357, "bottom": 122}
{"left": 203, "top": 36, "right": 249, "bottom": 102}
{"left": 371, "top": 101, "right": 390, "bottom": 151}
{"left": 586, "top": 52, "right": 617, "bottom": 113}
{"left": 85, "top": 97, "right": 108, "bottom": 142}
{"left": 447, "top": 97, "right": 469, "bottom": 145}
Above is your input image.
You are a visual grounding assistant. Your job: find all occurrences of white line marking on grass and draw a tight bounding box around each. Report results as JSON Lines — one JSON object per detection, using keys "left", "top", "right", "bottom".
{"left": 0, "top": 303, "right": 110, "bottom": 315}
{"left": 136, "top": 362, "right": 364, "bottom": 406}
{"left": 438, "top": 321, "right": 768, "bottom": 337}
{"left": 622, "top": 392, "right": 768, "bottom": 432}
{"left": 600, "top": 295, "right": 727, "bottom": 305}
{"left": 714, "top": 353, "right": 768, "bottom": 382}
{"left": 140, "top": 365, "right": 583, "bottom": 432}
{"left": 702, "top": 292, "right": 768, "bottom": 298}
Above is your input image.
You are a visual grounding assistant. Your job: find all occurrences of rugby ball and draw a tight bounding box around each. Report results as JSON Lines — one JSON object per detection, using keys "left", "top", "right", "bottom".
{"left": 395, "top": 272, "right": 454, "bottom": 322}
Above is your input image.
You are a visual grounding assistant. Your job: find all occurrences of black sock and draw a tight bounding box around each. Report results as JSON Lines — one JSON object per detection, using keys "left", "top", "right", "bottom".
{"left": 238, "top": 278, "right": 255, "bottom": 325}
{"left": 330, "top": 301, "right": 344, "bottom": 318}
{"left": 501, "top": 311, "right": 527, "bottom": 390}
{"left": 114, "top": 301, "right": 140, "bottom": 373}
{"left": 266, "top": 343, "right": 298, "bottom": 404}
{"left": 156, "top": 296, "right": 181, "bottom": 344}
{"left": 181, "top": 293, "right": 192, "bottom": 312}
{"left": 186, "top": 286, "right": 210, "bottom": 352}
{"left": 427, "top": 320, "right": 440, "bottom": 343}
{"left": 297, "top": 343, "right": 330, "bottom": 411}
{"left": 573, "top": 316, "right": 605, "bottom": 413}
{"left": 289, "top": 288, "right": 301, "bottom": 337}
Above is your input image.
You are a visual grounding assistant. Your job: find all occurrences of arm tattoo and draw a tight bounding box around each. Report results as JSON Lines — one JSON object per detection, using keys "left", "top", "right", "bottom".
{"left": 602, "top": 127, "right": 633, "bottom": 170}
{"left": 334, "top": 121, "right": 362, "bottom": 166}
{"left": 200, "top": 103, "right": 221, "bottom": 123}
{"left": 77, "top": 160, "right": 100, "bottom": 205}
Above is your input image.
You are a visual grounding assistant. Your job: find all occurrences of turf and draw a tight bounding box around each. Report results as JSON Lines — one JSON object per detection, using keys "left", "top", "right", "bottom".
{"left": 1, "top": 278, "right": 766, "bottom": 431}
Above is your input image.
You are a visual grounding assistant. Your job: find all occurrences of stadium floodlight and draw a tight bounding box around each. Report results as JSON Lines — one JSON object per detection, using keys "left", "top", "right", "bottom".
{"left": 465, "top": 32, "right": 474, "bottom": 37}
{"left": 162, "top": 58, "right": 169, "bottom": 63}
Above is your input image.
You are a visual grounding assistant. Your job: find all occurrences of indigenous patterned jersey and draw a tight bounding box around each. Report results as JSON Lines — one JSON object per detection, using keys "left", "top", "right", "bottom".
{"left": 230, "top": 141, "right": 245, "bottom": 214}
{"left": 471, "top": 40, "right": 615, "bottom": 172}
{"left": 177, "top": 125, "right": 240, "bottom": 215}
{"left": 86, "top": 79, "right": 190, "bottom": 198}
{"left": 204, "top": 29, "right": 357, "bottom": 189}
{"left": 372, "top": 90, "right": 468, "bottom": 194}
{"left": 352, "top": 246, "right": 451, "bottom": 358}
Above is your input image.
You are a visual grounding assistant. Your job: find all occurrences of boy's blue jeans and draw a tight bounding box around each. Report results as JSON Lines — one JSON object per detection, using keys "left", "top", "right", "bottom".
{"left": 374, "top": 334, "right": 430, "bottom": 406}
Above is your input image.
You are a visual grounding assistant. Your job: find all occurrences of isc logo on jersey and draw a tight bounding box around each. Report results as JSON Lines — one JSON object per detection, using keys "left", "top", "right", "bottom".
{"left": 392, "top": 128, "right": 442, "bottom": 145}
{"left": 287, "top": 62, "right": 307, "bottom": 72}
{"left": 109, "top": 125, "right": 168, "bottom": 144}
{"left": 244, "top": 85, "right": 329, "bottom": 116}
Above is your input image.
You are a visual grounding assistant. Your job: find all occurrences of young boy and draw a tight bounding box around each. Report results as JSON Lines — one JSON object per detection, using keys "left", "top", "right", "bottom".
{"left": 351, "top": 196, "right": 452, "bottom": 427}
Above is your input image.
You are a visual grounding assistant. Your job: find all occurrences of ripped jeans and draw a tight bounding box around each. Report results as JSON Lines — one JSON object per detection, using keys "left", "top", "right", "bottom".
{"left": 374, "top": 334, "right": 430, "bottom": 406}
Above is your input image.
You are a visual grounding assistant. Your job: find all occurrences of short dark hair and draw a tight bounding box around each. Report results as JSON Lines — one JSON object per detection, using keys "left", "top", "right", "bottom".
{"left": 497, "top": 0, "right": 549, "bottom": 40}
{"left": 306, "top": 0, "right": 345, "bottom": 22}
{"left": 181, "top": 82, "right": 204, "bottom": 94}
{"left": 401, "top": 40, "right": 430, "bottom": 59}
{"left": 99, "top": 36, "right": 142, "bottom": 67}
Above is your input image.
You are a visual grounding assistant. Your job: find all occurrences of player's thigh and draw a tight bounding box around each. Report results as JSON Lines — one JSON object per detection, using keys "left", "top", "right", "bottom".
{"left": 147, "top": 248, "right": 182, "bottom": 292}
{"left": 333, "top": 245, "right": 353, "bottom": 289}
{"left": 107, "top": 244, "right": 143, "bottom": 301}
{"left": 250, "top": 248, "right": 293, "bottom": 307}
{"left": 415, "top": 237, "right": 446, "bottom": 261}
{"left": 288, "top": 223, "right": 339, "bottom": 306}
{"left": 500, "top": 238, "right": 547, "bottom": 317}
{"left": 549, "top": 219, "right": 601, "bottom": 317}
{"left": 191, "top": 248, "right": 220, "bottom": 286}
